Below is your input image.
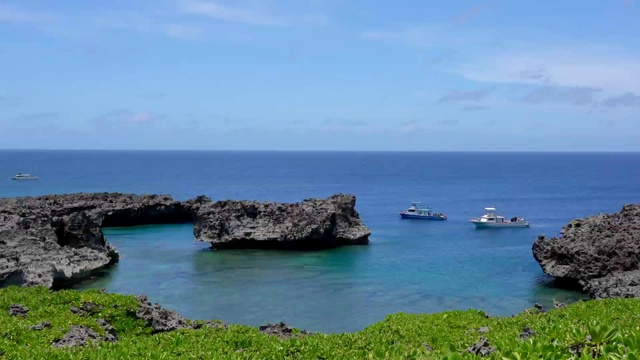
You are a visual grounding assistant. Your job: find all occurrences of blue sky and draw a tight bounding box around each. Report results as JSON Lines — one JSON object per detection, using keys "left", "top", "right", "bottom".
{"left": 0, "top": 0, "right": 639, "bottom": 151}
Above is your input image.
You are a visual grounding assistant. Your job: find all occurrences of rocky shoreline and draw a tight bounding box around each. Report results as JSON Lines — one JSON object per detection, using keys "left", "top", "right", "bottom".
{"left": 4, "top": 285, "right": 640, "bottom": 359}
{"left": 7, "top": 290, "right": 306, "bottom": 349}
{"left": 2, "top": 287, "right": 566, "bottom": 349}
{"left": 0, "top": 193, "right": 370, "bottom": 288}
{"left": 533, "top": 204, "right": 640, "bottom": 298}
{"left": 4, "top": 190, "right": 639, "bottom": 300}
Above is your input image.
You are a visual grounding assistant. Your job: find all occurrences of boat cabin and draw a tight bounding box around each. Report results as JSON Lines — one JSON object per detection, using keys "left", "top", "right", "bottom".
{"left": 477, "top": 207, "right": 523, "bottom": 223}
{"left": 406, "top": 202, "right": 433, "bottom": 216}
{"left": 479, "top": 207, "right": 496, "bottom": 221}
{"left": 478, "top": 207, "right": 509, "bottom": 223}
{"left": 470, "top": 206, "right": 529, "bottom": 227}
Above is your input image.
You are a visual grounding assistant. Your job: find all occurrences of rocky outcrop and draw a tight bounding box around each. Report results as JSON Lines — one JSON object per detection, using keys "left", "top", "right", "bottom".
{"left": 135, "top": 294, "right": 193, "bottom": 333}
{"left": 0, "top": 193, "right": 188, "bottom": 289}
{"left": 466, "top": 337, "right": 496, "bottom": 357}
{"left": 31, "top": 321, "right": 52, "bottom": 331}
{"left": 582, "top": 270, "right": 640, "bottom": 299}
{"left": 53, "top": 325, "right": 115, "bottom": 348}
{"left": 193, "top": 194, "right": 371, "bottom": 250}
{"left": 8, "top": 303, "right": 29, "bottom": 317}
{"left": 520, "top": 326, "right": 535, "bottom": 340}
{"left": 96, "top": 319, "right": 118, "bottom": 342}
{"left": 533, "top": 204, "right": 640, "bottom": 298}
{"left": 1, "top": 192, "right": 370, "bottom": 288}
{"left": 258, "top": 322, "right": 311, "bottom": 338}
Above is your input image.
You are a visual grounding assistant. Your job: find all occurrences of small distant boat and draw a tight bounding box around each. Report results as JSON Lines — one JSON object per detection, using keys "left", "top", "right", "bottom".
{"left": 11, "top": 173, "right": 39, "bottom": 180}
{"left": 470, "top": 207, "right": 529, "bottom": 228}
{"left": 400, "top": 202, "right": 447, "bottom": 220}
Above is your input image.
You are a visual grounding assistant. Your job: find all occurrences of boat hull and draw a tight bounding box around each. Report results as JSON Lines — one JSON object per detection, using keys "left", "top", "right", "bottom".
{"left": 470, "top": 221, "right": 529, "bottom": 228}
{"left": 11, "top": 177, "right": 38, "bottom": 180}
{"left": 400, "top": 213, "right": 447, "bottom": 220}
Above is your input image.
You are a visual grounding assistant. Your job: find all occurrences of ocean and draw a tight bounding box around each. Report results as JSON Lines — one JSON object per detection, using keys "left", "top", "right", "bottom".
{"left": 1, "top": 150, "right": 639, "bottom": 332}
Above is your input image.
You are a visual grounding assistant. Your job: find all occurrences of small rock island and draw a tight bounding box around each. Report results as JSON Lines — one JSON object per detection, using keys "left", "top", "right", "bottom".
{"left": 0, "top": 193, "right": 371, "bottom": 289}
{"left": 533, "top": 204, "right": 640, "bottom": 298}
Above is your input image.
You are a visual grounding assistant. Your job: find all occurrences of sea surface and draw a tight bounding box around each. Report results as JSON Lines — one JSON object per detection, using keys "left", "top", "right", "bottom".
{"left": 1, "top": 150, "right": 639, "bottom": 332}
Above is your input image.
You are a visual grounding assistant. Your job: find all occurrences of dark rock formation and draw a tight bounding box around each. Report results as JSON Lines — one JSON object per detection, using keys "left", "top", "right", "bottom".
{"left": 520, "top": 326, "right": 535, "bottom": 340}
{"left": 8, "top": 304, "right": 29, "bottom": 317}
{"left": 582, "top": 270, "right": 640, "bottom": 299}
{"left": 258, "top": 322, "right": 310, "bottom": 338}
{"left": 466, "top": 337, "right": 495, "bottom": 357}
{"left": 70, "top": 306, "right": 85, "bottom": 316}
{"left": 193, "top": 194, "right": 371, "bottom": 250}
{"left": 96, "top": 319, "right": 118, "bottom": 342}
{"left": 1, "top": 192, "right": 370, "bottom": 288}
{"left": 0, "top": 193, "right": 187, "bottom": 288}
{"left": 135, "top": 294, "right": 193, "bottom": 333}
{"left": 81, "top": 301, "right": 102, "bottom": 315}
{"left": 31, "top": 321, "right": 52, "bottom": 331}
{"left": 553, "top": 300, "right": 567, "bottom": 309}
{"left": 53, "top": 325, "right": 105, "bottom": 348}
{"left": 533, "top": 204, "right": 640, "bottom": 298}
{"left": 193, "top": 320, "right": 227, "bottom": 330}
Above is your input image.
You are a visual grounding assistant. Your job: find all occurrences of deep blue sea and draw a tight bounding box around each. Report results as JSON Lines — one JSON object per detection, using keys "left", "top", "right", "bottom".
{"left": 1, "top": 150, "right": 639, "bottom": 332}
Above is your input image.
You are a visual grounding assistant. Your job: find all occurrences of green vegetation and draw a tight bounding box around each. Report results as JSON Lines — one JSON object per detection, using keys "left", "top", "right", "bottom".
{"left": 2, "top": 287, "right": 640, "bottom": 359}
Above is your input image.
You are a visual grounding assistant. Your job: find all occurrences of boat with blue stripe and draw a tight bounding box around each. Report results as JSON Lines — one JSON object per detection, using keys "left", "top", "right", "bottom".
{"left": 400, "top": 202, "right": 447, "bottom": 220}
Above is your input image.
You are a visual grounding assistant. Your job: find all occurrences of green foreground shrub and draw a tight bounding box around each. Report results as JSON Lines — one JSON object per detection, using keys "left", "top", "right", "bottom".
{"left": 2, "top": 286, "right": 640, "bottom": 359}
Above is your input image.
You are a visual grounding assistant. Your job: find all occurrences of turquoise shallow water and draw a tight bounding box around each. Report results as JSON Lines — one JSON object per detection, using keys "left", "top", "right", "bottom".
{"left": 2, "top": 151, "right": 640, "bottom": 332}
{"left": 76, "top": 224, "right": 581, "bottom": 333}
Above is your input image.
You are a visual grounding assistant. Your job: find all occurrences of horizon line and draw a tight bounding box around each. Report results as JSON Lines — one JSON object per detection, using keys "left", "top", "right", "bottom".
{"left": 1, "top": 148, "right": 640, "bottom": 153}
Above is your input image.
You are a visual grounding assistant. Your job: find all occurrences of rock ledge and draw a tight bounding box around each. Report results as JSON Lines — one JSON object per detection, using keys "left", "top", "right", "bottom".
{"left": 533, "top": 204, "right": 640, "bottom": 298}
{"left": 0, "top": 193, "right": 370, "bottom": 288}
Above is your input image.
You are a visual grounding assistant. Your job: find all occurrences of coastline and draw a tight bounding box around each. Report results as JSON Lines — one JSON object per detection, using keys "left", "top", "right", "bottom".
{"left": 2, "top": 286, "right": 640, "bottom": 359}
{"left": 0, "top": 192, "right": 370, "bottom": 288}
{"left": 2, "top": 155, "right": 640, "bottom": 351}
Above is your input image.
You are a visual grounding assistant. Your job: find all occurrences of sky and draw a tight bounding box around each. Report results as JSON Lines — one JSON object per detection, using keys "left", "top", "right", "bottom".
{"left": 0, "top": 0, "right": 639, "bottom": 151}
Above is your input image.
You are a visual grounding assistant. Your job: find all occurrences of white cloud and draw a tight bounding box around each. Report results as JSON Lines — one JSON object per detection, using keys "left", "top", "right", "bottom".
{"left": 319, "top": 124, "right": 380, "bottom": 134}
{"left": 452, "top": 49, "right": 640, "bottom": 94}
{"left": 178, "top": 0, "right": 282, "bottom": 26}
{"left": 522, "top": 87, "right": 601, "bottom": 106}
{"left": 0, "top": 3, "right": 206, "bottom": 40}
{"left": 0, "top": 1, "right": 327, "bottom": 42}
{"left": 87, "top": 10, "right": 203, "bottom": 40}
{"left": 364, "top": 22, "right": 640, "bottom": 96}
{"left": 399, "top": 120, "right": 429, "bottom": 134}
{"left": 95, "top": 110, "right": 163, "bottom": 127}
{"left": 0, "top": 3, "right": 58, "bottom": 24}
{"left": 124, "top": 112, "right": 158, "bottom": 125}
{"left": 362, "top": 26, "right": 440, "bottom": 48}
{"left": 461, "top": 105, "right": 489, "bottom": 112}
{"left": 439, "top": 89, "right": 492, "bottom": 103}
{"left": 602, "top": 92, "right": 640, "bottom": 107}
{"left": 362, "top": 24, "right": 492, "bottom": 51}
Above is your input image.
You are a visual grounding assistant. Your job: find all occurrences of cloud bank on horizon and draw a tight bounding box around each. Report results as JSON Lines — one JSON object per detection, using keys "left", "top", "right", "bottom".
{"left": 0, "top": 0, "right": 638, "bottom": 151}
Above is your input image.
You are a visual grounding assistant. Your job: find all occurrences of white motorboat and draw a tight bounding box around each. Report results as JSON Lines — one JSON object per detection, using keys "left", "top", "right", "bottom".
{"left": 11, "top": 173, "right": 39, "bottom": 180}
{"left": 469, "top": 207, "right": 529, "bottom": 228}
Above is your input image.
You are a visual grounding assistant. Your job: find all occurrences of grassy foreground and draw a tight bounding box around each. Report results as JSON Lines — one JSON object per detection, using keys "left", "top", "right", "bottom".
{"left": 2, "top": 287, "right": 640, "bottom": 359}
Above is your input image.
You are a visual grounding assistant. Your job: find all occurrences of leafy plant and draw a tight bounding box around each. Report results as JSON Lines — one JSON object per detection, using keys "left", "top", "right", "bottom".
{"left": 3, "top": 286, "right": 640, "bottom": 359}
